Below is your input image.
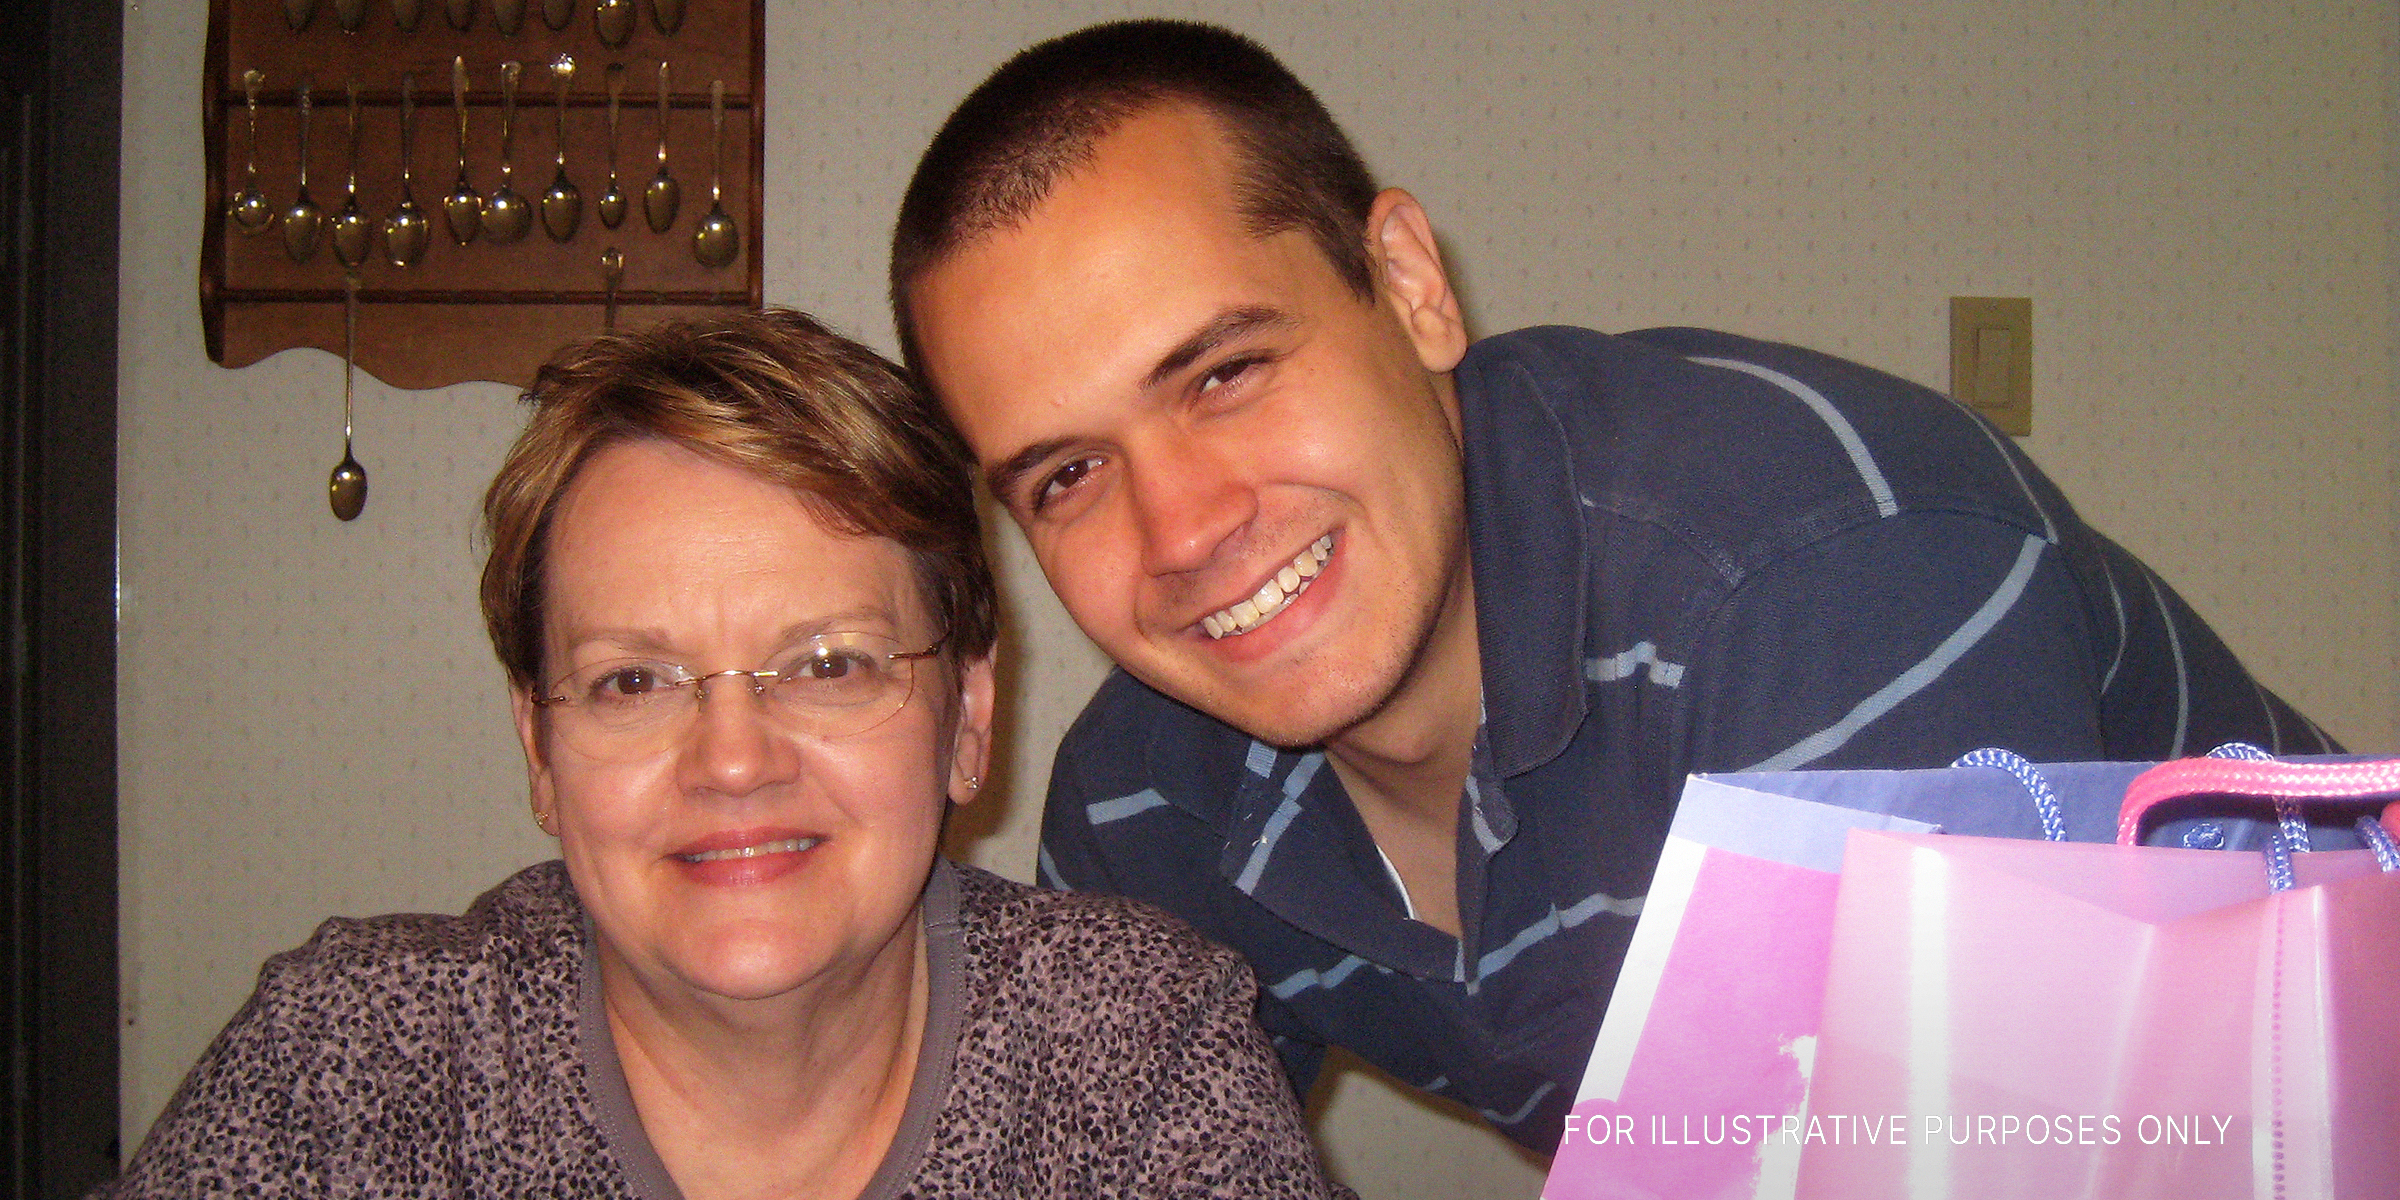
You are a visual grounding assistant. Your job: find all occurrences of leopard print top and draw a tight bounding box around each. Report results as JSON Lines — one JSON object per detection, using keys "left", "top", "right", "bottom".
{"left": 101, "top": 859, "right": 1350, "bottom": 1199}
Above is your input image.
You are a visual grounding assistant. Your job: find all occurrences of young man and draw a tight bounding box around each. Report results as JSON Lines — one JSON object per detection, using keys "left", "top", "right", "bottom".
{"left": 889, "top": 20, "right": 2333, "bottom": 1152}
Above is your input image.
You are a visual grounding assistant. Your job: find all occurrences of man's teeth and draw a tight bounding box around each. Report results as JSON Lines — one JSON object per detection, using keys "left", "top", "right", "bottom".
{"left": 1203, "top": 536, "right": 1334, "bottom": 639}
{"left": 678, "top": 837, "right": 819, "bottom": 863}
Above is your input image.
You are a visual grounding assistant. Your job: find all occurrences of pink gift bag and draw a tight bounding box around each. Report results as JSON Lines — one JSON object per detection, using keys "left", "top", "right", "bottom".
{"left": 1542, "top": 777, "right": 1940, "bottom": 1200}
{"left": 1796, "top": 758, "right": 2400, "bottom": 1200}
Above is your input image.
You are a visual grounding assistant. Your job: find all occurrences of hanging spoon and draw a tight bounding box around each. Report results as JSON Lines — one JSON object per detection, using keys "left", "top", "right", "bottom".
{"left": 541, "top": 56, "right": 581, "bottom": 241}
{"left": 445, "top": 0, "right": 475, "bottom": 31}
{"left": 393, "top": 0, "right": 423, "bottom": 31}
{"left": 692, "top": 79, "right": 736, "bottom": 269}
{"left": 493, "top": 0, "right": 525, "bottom": 34}
{"left": 329, "top": 271, "right": 369, "bottom": 522}
{"left": 541, "top": 0, "right": 572, "bottom": 29}
{"left": 482, "top": 61, "right": 533, "bottom": 243}
{"left": 594, "top": 0, "right": 635, "bottom": 47}
{"left": 229, "top": 69, "right": 275, "bottom": 235}
{"left": 283, "top": 81, "right": 325, "bottom": 262}
{"left": 642, "top": 61, "right": 678, "bottom": 233}
{"left": 330, "top": 81, "right": 373, "bottom": 268}
{"left": 443, "top": 57, "right": 482, "bottom": 244}
{"left": 336, "top": 0, "right": 369, "bottom": 31}
{"left": 650, "top": 0, "right": 683, "bottom": 35}
{"left": 597, "top": 62, "right": 627, "bottom": 228}
{"left": 383, "top": 74, "right": 430, "bottom": 266}
{"left": 285, "top": 0, "right": 319, "bottom": 31}
{"left": 600, "top": 247, "right": 622, "bottom": 330}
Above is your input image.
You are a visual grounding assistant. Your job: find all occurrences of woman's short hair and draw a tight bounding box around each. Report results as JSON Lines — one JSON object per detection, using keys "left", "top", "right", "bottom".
{"left": 481, "top": 308, "right": 998, "bottom": 692}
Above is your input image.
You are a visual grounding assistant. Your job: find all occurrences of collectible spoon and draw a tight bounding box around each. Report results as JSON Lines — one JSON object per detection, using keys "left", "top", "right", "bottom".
{"left": 482, "top": 61, "right": 533, "bottom": 243}
{"left": 229, "top": 70, "right": 275, "bottom": 235}
{"left": 336, "top": 0, "right": 370, "bottom": 31}
{"left": 445, "top": 0, "right": 475, "bottom": 31}
{"left": 691, "top": 79, "right": 736, "bottom": 269}
{"left": 392, "top": 0, "right": 422, "bottom": 31}
{"left": 285, "top": 0, "right": 319, "bottom": 31}
{"left": 600, "top": 246, "right": 622, "bottom": 330}
{"left": 383, "top": 74, "right": 430, "bottom": 266}
{"left": 283, "top": 81, "right": 325, "bottom": 262}
{"left": 493, "top": 0, "right": 525, "bottom": 34}
{"left": 642, "top": 61, "right": 678, "bottom": 233}
{"left": 542, "top": 0, "right": 572, "bottom": 30}
{"left": 596, "top": 63, "right": 627, "bottom": 228}
{"left": 651, "top": 0, "right": 683, "bottom": 35}
{"left": 594, "top": 0, "right": 635, "bottom": 47}
{"left": 541, "top": 56, "right": 581, "bottom": 241}
{"left": 443, "top": 57, "right": 482, "bottom": 244}
{"left": 330, "top": 82, "right": 373, "bottom": 268}
{"left": 329, "top": 272, "right": 369, "bottom": 522}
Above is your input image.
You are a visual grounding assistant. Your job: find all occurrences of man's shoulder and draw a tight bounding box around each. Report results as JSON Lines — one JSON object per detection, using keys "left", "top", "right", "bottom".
{"left": 1461, "top": 323, "right": 2068, "bottom": 556}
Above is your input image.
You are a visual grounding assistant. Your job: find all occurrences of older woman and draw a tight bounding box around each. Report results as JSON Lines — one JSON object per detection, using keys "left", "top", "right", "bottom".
{"left": 106, "top": 311, "right": 1346, "bottom": 1199}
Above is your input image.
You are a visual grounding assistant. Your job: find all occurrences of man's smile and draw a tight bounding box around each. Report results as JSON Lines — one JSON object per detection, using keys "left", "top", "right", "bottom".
{"left": 1201, "top": 534, "right": 1334, "bottom": 639}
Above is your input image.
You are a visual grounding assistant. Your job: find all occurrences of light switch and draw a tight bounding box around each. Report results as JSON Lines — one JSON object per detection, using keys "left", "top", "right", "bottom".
{"left": 1950, "top": 297, "right": 2032, "bottom": 435}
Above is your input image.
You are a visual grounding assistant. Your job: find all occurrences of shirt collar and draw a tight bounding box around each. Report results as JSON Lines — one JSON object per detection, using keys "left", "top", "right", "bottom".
{"left": 1454, "top": 336, "right": 1592, "bottom": 778}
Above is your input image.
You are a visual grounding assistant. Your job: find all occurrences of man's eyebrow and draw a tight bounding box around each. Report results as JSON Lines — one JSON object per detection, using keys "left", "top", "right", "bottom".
{"left": 1144, "top": 305, "right": 1297, "bottom": 390}
{"left": 985, "top": 436, "right": 1079, "bottom": 506}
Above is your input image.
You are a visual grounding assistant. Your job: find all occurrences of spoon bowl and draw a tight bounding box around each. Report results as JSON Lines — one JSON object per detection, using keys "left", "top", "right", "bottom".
{"left": 652, "top": 0, "right": 685, "bottom": 34}
{"left": 335, "top": 0, "right": 369, "bottom": 31}
{"left": 542, "top": 0, "right": 572, "bottom": 29}
{"left": 329, "top": 273, "right": 369, "bottom": 522}
{"left": 691, "top": 79, "right": 737, "bottom": 269}
{"left": 483, "top": 61, "right": 533, "bottom": 243}
{"left": 595, "top": 0, "right": 635, "bottom": 47}
{"left": 393, "top": 0, "right": 423, "bottom": 30}
{"left": 384, "top": 74, "right": 431, "bottom": 266}
{"left": 444, "top": 57, "right": 482, "bottom": 244}
{"left": 597, "top": 63, "right": 627, "bottom": 228}
{"left": 541, "top": 56, "right": 582, "bottom": 241}
{"left": 230, "top": 70, "right": 276, "bottom": 235}
{"left": 283, "top": 83, "right": 324, "bottom": 262}
{"left": 642, "top": 61, "right": 679, "bottom": 233}
{"left": 445, "top": 0, "right": 475, "bottom": 31}
{"left": 493, "top": 0, "right": 525, "bottom": 34}
{"left": 330, "top": 82, "right": 373, "bottom": 268}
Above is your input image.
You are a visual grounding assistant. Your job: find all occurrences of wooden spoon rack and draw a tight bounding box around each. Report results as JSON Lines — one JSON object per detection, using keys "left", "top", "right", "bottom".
{"left": 202, "top": 0, "right": 764, "bottom": 390}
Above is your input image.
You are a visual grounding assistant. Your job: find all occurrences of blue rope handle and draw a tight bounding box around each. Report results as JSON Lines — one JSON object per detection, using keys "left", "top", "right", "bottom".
{"left": 2209, "top": 742, "right": 2312, "bottom": 853}
{"left": 2356, "top": 817, "right": 2400, "bottom": 873}
{"left": 1951, "top": 748, "right": 2066, "bottom": 842}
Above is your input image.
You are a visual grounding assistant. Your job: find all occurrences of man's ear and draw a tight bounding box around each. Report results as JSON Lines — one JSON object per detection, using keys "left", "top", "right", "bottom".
{"left": 1367, "top": 189, "right": 1469, "bottom": 374}
{"left": 511, "top": 687, "right": 560, "bottom": 834}
{"left": 947, "top": 652, "right": 998, "bottom": 806}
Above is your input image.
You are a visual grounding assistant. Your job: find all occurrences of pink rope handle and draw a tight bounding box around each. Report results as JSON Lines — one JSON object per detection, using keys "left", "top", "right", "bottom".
{"left": 2118, "top": 758, "right": 2400, "bottom": 846}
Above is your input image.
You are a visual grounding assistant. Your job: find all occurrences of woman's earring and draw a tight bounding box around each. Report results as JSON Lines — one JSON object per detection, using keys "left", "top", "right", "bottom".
{"left": 965, "top": 775, "right": 981, "bottom": 792}
{"left": 533, "top": 807, "right": 555, "bottom": 835}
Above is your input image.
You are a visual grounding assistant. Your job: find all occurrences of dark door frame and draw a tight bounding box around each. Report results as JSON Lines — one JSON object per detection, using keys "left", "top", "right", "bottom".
{"left": 3, "top": 0, "right": 123, "bottom": 1194}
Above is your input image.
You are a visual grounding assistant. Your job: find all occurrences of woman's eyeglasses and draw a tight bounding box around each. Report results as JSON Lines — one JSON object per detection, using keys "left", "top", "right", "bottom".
{"left": 531, "top": 631, "right": 945, "bottom": 762}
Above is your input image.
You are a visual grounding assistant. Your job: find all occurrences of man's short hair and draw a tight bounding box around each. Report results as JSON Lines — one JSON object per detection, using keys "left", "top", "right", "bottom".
{"left": 889, "top": 19, "right": 1381, "bottom": 365}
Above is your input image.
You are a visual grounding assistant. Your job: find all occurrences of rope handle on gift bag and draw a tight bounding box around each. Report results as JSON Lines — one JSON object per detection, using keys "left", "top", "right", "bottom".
{"left": 2118, "top": 745, "right": 2400, "bottom": 891}
{"left": 1951, "top": 747, "right": 2069, "bottom": 841}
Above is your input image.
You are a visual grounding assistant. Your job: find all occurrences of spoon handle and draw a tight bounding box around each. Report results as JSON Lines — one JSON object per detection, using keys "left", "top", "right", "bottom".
{"left": 452, "top": 57, "right": 471, "bottom": 174}
{"left": 605, "top": 61, "right": 622, "bottom": 175}
{"left": 553, "top": 56, "right": 574, "bottom": 169}
{"left": 708, "top": 78, "right": 724, "bottom": 205}
{"left": 345, "top": 80, "right": 362, "bottom": 196}
{"left": 398, "top": 74, "right": 415, "bottom": 187}
{"left": 295, "top": 81, "right": 313, "bottom": 190}
{"left": 655, "top": 60, "right": 671, "bottom": 169}
{"left": 499, "top": 61, "right": 521, "bottom": 180}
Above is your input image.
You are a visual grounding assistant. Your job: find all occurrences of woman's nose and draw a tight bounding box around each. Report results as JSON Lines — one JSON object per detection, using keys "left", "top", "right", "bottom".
{"left": 679, "top": 676, "right": 799, "bottom": 796}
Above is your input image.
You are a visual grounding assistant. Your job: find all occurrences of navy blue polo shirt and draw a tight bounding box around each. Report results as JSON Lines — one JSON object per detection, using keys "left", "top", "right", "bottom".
{"left": 1037, "top": 325, "right": 2333, "bottom": 1153}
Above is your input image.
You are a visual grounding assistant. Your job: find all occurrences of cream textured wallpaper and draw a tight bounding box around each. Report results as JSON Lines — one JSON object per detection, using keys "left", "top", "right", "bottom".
{"left": 117, "top": 3, "right": 2394, "bottom": 1197}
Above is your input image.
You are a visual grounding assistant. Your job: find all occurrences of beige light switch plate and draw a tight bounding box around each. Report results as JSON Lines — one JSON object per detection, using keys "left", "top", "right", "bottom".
{"left": 1950, "top": 297, "right": 2032, "bottom": 435}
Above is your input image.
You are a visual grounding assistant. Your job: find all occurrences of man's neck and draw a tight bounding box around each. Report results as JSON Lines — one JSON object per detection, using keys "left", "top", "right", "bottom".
{"left": 1323, "top": 565, "right": 1482, "bottom": 936}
